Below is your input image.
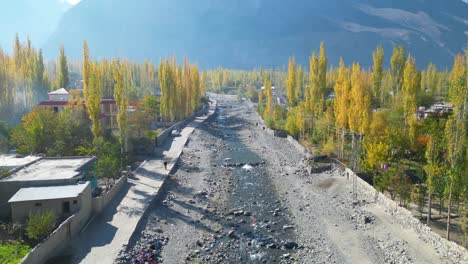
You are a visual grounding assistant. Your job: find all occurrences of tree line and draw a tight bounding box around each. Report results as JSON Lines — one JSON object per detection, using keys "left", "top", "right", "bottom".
{"left": 1, "top": 38, "right": 207, "bottom": 182}
{"left": 235, "top": 42, "right": 466, "bottom": 245}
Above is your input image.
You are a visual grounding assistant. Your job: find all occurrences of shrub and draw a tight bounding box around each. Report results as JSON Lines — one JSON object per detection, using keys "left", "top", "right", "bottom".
{"left": 0, "top": 241, "right": 31, "bottom": 264}
{"left": 26, "top": 210, "right": 57, "bottom": 240}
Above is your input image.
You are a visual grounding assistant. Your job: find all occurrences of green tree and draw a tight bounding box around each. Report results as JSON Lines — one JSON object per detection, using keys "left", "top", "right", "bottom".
{"left": 56, "top": 46, "right": 69, "bottom": 89}
{"left": 113, "top": 60, "right": 128, "bottom": 156}
{"left": 318, "top": 42, "right": 327, "bottom": 100}
{"left": 390, "top": 46, "right": 406, "bottom": 93}
{"left": 86, "top": 63, "right": 102, "bottom": 140}
{"left": 372, "top": 45, "right": 384, "bottom": 106}
{"left": 402, "top": 54, "right": 419, "bottom": 145}
{"left": 444, "top": 53, "right": 467, "bottom": 240}
{"left": 82, "top": 41, "right": 91, "bottom": 99}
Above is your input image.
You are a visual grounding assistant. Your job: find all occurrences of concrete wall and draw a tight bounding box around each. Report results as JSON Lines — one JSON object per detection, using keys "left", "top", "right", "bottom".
{"left": 20, "top": 184, "right": 93, "bottom": 264}
{"left": 156, "top": 107, "right": 206, "bottom": 147}
{"left": 92, "top": 174, "right": 127, "bottom": 214}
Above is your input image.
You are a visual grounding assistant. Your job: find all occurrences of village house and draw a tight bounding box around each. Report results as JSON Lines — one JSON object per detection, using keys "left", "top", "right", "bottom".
{"left": 8, "top": 182, "right": 92, "bottom": 223}
{"left": 416, "top": 102, "right": 453, "bottom": 120}
{"left": 0, "top": 156, "right": 96, "bottom": 220}
{"left": 38, "top": 88, "right": 118, "bottom": 131}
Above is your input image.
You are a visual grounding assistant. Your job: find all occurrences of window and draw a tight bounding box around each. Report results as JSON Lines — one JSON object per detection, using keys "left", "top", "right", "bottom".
{"left": 73, "top": 200, "right": 78, "bottom": 204}
{"left": 35, "top": 203, "right": 42, "bottom": 206}
{"left": 53, "top": 106, "right": 59, "bottom": 113}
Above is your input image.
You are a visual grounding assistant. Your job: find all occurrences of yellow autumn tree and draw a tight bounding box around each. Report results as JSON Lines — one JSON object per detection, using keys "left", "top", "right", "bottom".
{"left": 286, "top": 56, "right": 297, "bottom": 106}
{"left": 334, "top": 58, "right": 350, "bottom": 158}
{"left": 348, "top": 63, "right": 371, "bottom": 135}
{"left": 402, "top": 54, "right": 419, "bottom": 145}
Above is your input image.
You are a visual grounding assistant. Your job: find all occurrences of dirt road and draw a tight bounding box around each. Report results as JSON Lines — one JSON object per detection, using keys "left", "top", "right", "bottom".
{"left": 120, "top": 95, "right": 452, "bottom": 264}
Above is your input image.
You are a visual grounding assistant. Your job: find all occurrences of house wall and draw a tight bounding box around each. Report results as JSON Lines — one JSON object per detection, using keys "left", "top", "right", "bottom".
{"left": 48, "top": 94, "right": 70, "bottom": 101}
{"left": 0, "top": 179, "right": 77, "bottom": 220}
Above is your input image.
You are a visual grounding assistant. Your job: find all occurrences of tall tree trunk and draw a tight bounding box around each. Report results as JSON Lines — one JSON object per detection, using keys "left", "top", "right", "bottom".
{"left": 447, "top": 179, "right": 453, "bottom": 240}
{"left": 440, "top": 196, "right": 443, "bottom": 215}
{"left": 341, "top": 129, "right": 345, "bottom": 159}
{"left": 427, "top": 192, "right": 432, "bottom": 226}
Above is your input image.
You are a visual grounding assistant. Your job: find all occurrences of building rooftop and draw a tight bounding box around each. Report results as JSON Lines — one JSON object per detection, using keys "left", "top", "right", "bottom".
{"left": 0, "top": 155, "right": 42, "bottom": 171}
{"left": 9, "top": 182, "right": 89, "bottom": 203}
{"left": 48, "top": 88, "right": 69, "bottom": 95}
{"left": 2, "top": 157, "right": 95, "bottom": 182}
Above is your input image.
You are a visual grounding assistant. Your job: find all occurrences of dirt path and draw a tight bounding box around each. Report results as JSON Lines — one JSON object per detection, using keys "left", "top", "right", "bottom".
{"left": 122, "top": 95, "right": 453, "bottom": 264}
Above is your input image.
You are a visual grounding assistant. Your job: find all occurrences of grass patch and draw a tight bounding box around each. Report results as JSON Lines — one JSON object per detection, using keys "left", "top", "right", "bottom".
{"left": 0, "top": 241, "right": 31, "bottom": 264}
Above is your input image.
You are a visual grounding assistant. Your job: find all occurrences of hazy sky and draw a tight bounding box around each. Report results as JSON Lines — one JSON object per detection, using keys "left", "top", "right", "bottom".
{"left": 61, "top": 0, "right": 81, "bottom": 5}
{"left": 0, "top": 0, "right": 81, "bottom": 52}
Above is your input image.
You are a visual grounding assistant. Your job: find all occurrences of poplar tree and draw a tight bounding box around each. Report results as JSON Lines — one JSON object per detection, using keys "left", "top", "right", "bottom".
{"left": 402, "top": 54, "right": 419, "bottom": 144}
{"left": 263, "top": 75, "right": 273, "bottom": 119}
{"left": 372, "top": 45, "right": 384, "bottom": 105}
{"left": 83, "top": 41, "right": 91, "bottom": 98}
{"left": 309, "top": 52, "right": 320, "bottom": 114}
{"left": 56, "top": 46, "right": 70, "bottom": 89}
{"left": 445, "top": 53, "right": 467, "bottom": 240}
{"left": 295, "top": 65, "right": 304, "bottom": 102}
{"left": 87, "top": 63, "right": 102, "bottom": 140}
{"left": 190, "top": 65, "right": 200, "bottom": 111}
{"left": 318, "top": 42, "right": 327, "bottom": 97}
{"left": 349, "top": 63, "right": 370, "bottom": 134}
{"left": 334, "top": 58, "right": 350, "bottom": 158}
{"left": 286, "top": 56, "right": 297, "bottom": 106}
{"left": 113, "top": 60, "right": 128, "bottom": 155}
{"left": 200, "top": 71, "right": 207, "bottom": 97}
{"left": 390, "top": 46, "right": 406, "bottom": 93}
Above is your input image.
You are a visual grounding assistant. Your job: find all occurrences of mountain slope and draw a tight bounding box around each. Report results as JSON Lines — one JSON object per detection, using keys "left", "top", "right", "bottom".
{"left": 43, "top": 0, "right": 468, "bottom": 68}
{"left": 0, "top": 0, "right": 72, "bottom": 51}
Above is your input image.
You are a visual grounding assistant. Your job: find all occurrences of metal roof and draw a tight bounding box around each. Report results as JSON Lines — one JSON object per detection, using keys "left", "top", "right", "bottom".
{"left": 2, "top": 157, "right": 96, "bottom": 182}
{"left": 8, "top": 182, "right": 89, "bottom": 203}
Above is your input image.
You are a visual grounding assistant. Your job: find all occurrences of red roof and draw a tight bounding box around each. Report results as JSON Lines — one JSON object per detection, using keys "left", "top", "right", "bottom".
{"left": 39, "top": 101, "right": 68, "bottom": 106}
{"left": 38, "top": 99, "right": 116, "bottom": 106}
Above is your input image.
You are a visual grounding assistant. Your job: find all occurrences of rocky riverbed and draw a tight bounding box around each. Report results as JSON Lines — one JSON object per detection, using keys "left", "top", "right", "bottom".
{"left": 119, "top": 95, "right": 456, "bottom": 264}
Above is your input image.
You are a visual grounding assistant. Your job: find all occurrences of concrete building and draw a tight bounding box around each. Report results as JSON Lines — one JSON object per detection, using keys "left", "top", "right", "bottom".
{"left": 8, "top": 182, "right": 92, "bottom": 223}
{"left": 416, "top": 102, "right": 453, "bottom": 120}
{"left": 38, "top": 88, "right": 117, "bottom": 131}
{"left": 0, "top": 154, "right": 42, "bottom": 172}
{"left": 0, "top": 156, "right": 96, "bottom": 220}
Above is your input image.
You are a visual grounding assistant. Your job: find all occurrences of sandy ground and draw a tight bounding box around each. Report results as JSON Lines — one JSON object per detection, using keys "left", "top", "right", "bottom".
{"left": 124, "top": 95, "right": 454, "bottom": 264}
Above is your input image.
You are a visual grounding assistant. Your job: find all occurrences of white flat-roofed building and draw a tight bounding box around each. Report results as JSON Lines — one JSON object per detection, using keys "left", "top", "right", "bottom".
{"left": 0, "top": 156, "right": 96, "bottom": 220}
{"left": 0, "top": 155, "right": 42, "bottom": 172}
{"left": 8, "top": 182, "right": 92, "bottom": 223}
{"left": 3, "top": 156, "right": 95, "bottom": 182}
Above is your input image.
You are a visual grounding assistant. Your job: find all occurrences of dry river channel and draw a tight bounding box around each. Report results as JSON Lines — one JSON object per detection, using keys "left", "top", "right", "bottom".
{"left": 118, "top": 95, "right": 454, "bottom": 264}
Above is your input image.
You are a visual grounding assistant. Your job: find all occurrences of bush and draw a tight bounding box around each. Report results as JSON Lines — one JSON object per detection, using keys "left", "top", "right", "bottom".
{"left": 26, "top": 210, "right": 57, "bottom": 240}
{"left": 0, "top": 241, "right": 31, "bottom": 264}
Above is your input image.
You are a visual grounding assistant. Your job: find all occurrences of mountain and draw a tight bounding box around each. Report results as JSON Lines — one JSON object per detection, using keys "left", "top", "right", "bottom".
{"left": 0, "top": 0, "right": 73, "bottom": 52}
{"left": 43, "top": 0, "right": 468, "bottom": 69}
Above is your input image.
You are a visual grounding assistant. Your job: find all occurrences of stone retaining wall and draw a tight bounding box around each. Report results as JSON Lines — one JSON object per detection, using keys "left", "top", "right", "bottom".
{"left": 345, "top": 167, "right": 468, "bottom": 263}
